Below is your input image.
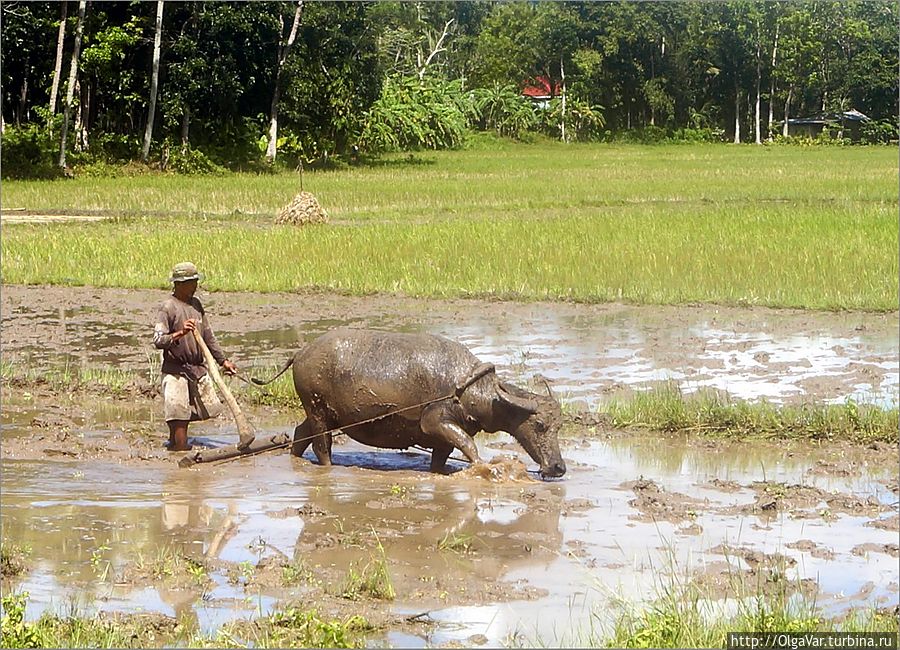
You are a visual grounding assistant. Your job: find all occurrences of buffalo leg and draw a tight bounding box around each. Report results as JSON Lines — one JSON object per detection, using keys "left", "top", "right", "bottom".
{"left": 421, "top": 404, "right": 481, "bottom": 466}
{"left": 304, "top": 405, "right": 333, "bottom": 466}
{"left": 430, "top": 443, "right": 454, "bottom": 473}
{"left": 311, "top": 430, "right": 333, "bottom": 466}
{"left": 291, "top": 419, "right": 313, "bottom": 458}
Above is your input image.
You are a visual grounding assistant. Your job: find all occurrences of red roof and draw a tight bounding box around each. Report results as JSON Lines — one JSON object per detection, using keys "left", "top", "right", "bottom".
{"left": 522, "top": 76, "right": 560, "bottom": 98}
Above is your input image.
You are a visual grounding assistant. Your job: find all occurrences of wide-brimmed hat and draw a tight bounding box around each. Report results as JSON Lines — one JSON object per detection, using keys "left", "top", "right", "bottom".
{"left": 169, "top": 261, "right": 203, "bottom": 283}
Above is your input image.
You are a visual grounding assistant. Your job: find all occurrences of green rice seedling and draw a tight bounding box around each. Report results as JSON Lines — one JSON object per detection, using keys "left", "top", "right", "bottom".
{"left": 339, "top": 535, "right": 395, "bottom": 601}
{"left": 131, "top": 546, "right": 176, "bottom": 580}
{"left": 130, "top": 546, "right": 210, "bottom": 590}
{"left": 4, "top": 201, "right": 895, "bottom": 310}
{"left": 89, "top": 542, "right": 112, "bottom": 582}
{"left": 604, "top": 383, "right": 899, "bottom": 443}
{"left": 2, "top": 591, "right": 371, "bottom": 648}
{"left": 590, "top": 549, "right": 896, "bottom": 648}
{"left": 0, "top": 542, "right": 31, "bottom": 578}
{"left": 3, "top": 143, "right": 896, "bottom": 218}
{"left": 1, "top": 359, "right": 136, "bottom": 396}
{"left": 281, "top": 559, "right": 316, "bottom": 587}
{"left": 1, "top": 592, "right": 172, "bottom": 649}
{"left": 184, "top": 557, "right": 208, "bottom": 585}
{"left": 437, "top": 531, "right": 480, "bottom": 555}
{"left": 3, "top": 143, "right": 896, "bottom": 311}
{"left": 237, "top": 560, "right": 254, "bottom": 584}
{"left": 254, "top": 609, "right": 371, "bottom": 648}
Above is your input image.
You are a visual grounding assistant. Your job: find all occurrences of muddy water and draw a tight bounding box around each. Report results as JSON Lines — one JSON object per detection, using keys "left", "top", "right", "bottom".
{"left": 2, "top": 286, "right": 897, "bottom": 408}
{"left": 2, "top": 407, "right": 897, "bottom": 645}
{"left": 2, "top": 286, "right": 898, "bottom": 644}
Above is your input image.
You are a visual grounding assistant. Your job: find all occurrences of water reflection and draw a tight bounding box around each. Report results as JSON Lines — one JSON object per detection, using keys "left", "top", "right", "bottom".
{"left": 2, "top": 425, "right": 897, "bottom": 644}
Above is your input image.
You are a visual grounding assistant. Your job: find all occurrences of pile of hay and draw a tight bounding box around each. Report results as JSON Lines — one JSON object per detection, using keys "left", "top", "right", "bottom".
{"left": 276, "top": 191, "right": 328, "bottom": 225}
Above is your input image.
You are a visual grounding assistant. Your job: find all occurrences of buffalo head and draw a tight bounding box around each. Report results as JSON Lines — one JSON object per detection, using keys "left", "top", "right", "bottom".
{"left": 495, "top": 381, "right": 566, "bottom": 479}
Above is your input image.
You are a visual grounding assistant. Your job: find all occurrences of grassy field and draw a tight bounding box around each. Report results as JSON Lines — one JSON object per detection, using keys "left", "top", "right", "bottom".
{"left": 2, "top": 141, "right": 897, "bottom": 310}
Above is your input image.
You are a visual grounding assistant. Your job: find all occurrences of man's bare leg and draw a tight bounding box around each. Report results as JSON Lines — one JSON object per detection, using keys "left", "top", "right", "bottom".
{"left": 167, "top": 420, "right": 192, "bottom": 451}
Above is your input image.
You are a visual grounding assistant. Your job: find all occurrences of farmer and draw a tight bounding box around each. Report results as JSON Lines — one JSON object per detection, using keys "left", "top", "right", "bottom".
{"left": 153, "top": 262, "right": 238, "bottom": 451}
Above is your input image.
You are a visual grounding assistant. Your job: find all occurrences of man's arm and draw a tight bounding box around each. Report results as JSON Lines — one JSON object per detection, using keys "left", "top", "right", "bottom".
{"left": 153, "top": 306, "right": 186, "bottom": 349}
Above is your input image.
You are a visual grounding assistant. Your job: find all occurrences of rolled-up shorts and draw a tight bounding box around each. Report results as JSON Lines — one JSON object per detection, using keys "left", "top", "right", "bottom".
{"left": 162, "top": 373, "right": 224, "bottom": 422}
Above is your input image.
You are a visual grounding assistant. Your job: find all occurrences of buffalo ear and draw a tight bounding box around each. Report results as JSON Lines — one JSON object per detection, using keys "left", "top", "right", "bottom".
{"left": 496, "top": 382, "right": 539, "bottom": 413}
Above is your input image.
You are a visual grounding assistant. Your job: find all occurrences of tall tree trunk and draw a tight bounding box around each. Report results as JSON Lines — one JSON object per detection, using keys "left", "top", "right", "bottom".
{"left": 782, "top": 85, "right": 793, "bottom": 137}
{"left": 180, "top": 107, "right": 190, "bottom": 151}
{"left": 733, "top": 85, "right": 741, "bottom": 144}
{"left": 59, "top": 0, "right": 87, "bottom": 170}
{"left": 649, "top": 52, "right": 655, "bottom": 126}
{"left": 266, "top": 0, "right": 304, "bottom": 163}
{"left": 16, "top": 63, "right": 28, "bottom": 125}
{"left": 49, "top": 1, "right": 68, "bottom": 119}
{"left": 767, "top": 22, "right": 778, "bottom": 141}
{"left": 559, "top": 54, "right": 566, "bottom": 142}
{"left": 74, "top": 78, "right": 88, "bottom": 152}
{"left": 754, "top": 20, "right": 762, "bottom": 144}
{"left": 142, "top": 0, "right": 165, "bottom": 162}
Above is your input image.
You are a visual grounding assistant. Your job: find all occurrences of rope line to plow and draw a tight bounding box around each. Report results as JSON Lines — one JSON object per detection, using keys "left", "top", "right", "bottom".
{"left": 207, "top": 390, "right": 468, "bottom": 467}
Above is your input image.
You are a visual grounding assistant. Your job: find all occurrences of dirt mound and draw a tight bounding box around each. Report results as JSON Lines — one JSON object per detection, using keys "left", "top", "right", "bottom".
{"left": 458, "top": 456, "right": 533, "bottom": 482}
{"left": 276, "top": 191, "right": 328, "bottom": 225}
{"left": 736, "top": 481, "right": 889, "bottom": 519}
{"left": 621, "top": 477, "right": 706, "bottom": 523}
{"left": 851, "top": 543, "right": 900, "bottom": 558}
{"left": 785, "top": 539, "right": 836, "bottom": 560}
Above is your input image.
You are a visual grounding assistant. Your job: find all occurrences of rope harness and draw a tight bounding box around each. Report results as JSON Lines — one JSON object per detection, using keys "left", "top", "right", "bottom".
{"left": 208, "top": 362, "right": 496, "bottom": 467}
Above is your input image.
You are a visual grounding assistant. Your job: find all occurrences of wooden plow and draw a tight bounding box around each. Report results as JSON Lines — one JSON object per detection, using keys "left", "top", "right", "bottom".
{"left": 179, "top": 327, "right": 275, "bottom": 468}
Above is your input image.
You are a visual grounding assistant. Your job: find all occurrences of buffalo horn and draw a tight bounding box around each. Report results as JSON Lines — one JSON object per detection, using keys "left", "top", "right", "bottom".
{"left": 497, "top": 383, "right": 539, "bottom": 413}
{"left": 535, "top": 374, "right": 555, "bottom": 401}
{"left": 541, "top": 377, "right": 556, "bottom": 402}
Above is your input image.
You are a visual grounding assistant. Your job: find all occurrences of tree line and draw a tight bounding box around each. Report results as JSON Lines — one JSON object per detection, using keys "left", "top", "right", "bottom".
{"left": 2, "top": 1, "right": 897, "bottom": 178}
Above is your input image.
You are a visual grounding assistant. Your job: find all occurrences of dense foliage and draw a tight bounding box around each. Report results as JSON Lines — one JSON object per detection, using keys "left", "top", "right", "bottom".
{"left": 1, "top": 1, "right": 897, "bottom": 177}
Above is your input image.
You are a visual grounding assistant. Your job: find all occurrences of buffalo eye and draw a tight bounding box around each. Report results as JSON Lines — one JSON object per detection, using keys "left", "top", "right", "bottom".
{"left": 534, "top": 420, "right": 546, "bottom": 432}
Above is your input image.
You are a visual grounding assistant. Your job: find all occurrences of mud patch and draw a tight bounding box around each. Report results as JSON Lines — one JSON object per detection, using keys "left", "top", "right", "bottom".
{"left": 706, "top": 478, "right": 743, "bottom": 493}
{"left": 689, "top": 555, "right": 817, "bottom": 601}
{"left": 621, "top": 477, "right": 706, "bottom": 524}
{"left": 866, "top": 515, "right": 899, "bottom": 532}
{"left": 734, "top": 482, "right": 890, "bottom": 520}
{"left": 851, "top": 543, "right": 900, "bottom": 559}
{"left": 785, "top": 539, "right": 836, "bottom": 560}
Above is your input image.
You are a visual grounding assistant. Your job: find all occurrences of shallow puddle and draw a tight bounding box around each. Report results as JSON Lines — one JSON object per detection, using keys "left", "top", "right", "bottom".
{"left": 2, "top": 412, "right": 897, "bottom": 646}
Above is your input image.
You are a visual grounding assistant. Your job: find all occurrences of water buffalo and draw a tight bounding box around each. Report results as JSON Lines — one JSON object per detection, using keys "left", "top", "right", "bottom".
{"left": 253, "top": 329, "right": 566, "bottom": 478}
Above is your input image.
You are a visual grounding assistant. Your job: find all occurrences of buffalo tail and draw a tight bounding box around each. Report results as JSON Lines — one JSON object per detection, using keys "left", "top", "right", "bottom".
{"left": 251, "top": 354, "right": 296, "bottom": 385}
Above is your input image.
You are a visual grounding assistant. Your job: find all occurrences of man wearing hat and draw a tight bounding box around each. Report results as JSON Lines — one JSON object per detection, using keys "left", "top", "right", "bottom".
{"left": 153, "top": 262, "right": 238, "bottom": 451}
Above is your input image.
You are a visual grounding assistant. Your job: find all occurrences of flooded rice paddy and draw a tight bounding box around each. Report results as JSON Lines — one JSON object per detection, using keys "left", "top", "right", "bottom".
{"left": 1, "top": 286, "right": 898, "bottom": 645}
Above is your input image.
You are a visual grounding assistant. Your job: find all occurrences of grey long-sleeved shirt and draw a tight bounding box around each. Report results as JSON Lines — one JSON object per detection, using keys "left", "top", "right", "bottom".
{"left": 153, "top": 295, "right": 227, "bottom": 380}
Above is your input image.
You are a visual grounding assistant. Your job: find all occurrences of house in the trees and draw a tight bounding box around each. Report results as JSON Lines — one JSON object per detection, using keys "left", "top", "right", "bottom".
{"left": 521, "top": 76, "right": 561, "bottom": 110}
{"left": 781, "top": 109, "right": 870, "bottom": 141}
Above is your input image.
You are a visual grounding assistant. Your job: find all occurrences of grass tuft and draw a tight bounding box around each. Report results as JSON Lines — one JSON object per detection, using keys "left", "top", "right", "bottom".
{"left": 604, "top": 382, "right": 898, "bottom": 444}
{"left": 339, "top": 535, "right": 395, "bottom": 601}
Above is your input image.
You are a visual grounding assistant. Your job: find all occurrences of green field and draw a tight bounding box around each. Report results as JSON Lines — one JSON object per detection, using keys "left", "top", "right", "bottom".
{"left": 3, "top": 141, "right": 897, "bottom": 310}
